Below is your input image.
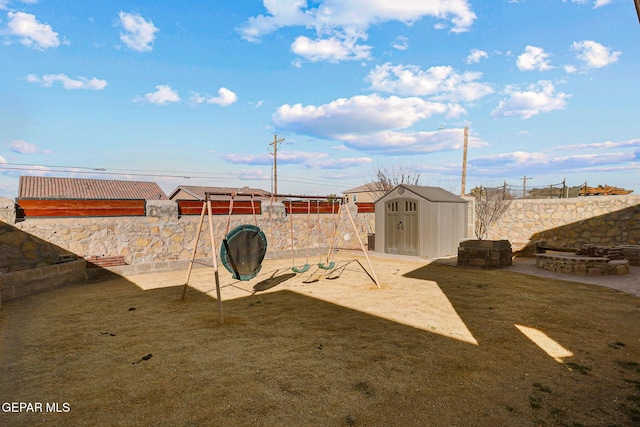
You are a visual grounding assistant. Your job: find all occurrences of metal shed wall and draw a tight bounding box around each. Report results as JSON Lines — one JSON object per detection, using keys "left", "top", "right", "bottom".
{"left": 375, "top": 185, "right": 468, "bottom": 258}
{"left": 416, "top": 198, "right": 468, "bottom": 258}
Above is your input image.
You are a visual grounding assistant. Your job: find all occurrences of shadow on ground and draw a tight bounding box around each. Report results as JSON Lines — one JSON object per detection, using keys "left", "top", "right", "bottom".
{"left": 0, "top": 262, "right": 639, "bottom": 426}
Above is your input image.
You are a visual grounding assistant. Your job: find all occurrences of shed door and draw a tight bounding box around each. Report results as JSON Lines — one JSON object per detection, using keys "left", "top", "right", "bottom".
{"left": 385, "top": 199, "right": 419, "bottom": 256}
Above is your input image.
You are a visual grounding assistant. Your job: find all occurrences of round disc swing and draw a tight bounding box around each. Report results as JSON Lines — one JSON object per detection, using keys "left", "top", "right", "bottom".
{"left": 219, "top": 193, "right": 268, "bottom": 281}
{"left": 289, "top": 199, "right": 310, "bottom": 273}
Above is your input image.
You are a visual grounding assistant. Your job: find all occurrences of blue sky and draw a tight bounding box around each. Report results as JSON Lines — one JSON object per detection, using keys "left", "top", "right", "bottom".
{"left": 1, "top": 0, "right": 639, "bottom": 199}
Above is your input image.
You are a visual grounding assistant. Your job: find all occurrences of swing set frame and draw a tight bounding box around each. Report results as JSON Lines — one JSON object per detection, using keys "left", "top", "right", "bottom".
{"left": 181, "top": 191, "right": 380, "bottom": 324}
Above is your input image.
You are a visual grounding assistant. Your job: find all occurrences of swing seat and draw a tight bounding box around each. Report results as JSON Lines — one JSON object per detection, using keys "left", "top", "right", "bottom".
{"left": 292, "top": 263, "right": 310, "bottom": 273}
{"left": 220, "top": 224, "right": 268, "bottom": 281}
{"left": 318, "top": 261, "right": 336, "bottom": 270}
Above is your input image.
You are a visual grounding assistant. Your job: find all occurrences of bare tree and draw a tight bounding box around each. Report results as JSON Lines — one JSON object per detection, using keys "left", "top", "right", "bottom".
{"left": 472, "top": 184, "right": 513, "bottom": 240}
{"left": 371, "top": 163, "right": 425, "bottom": 195}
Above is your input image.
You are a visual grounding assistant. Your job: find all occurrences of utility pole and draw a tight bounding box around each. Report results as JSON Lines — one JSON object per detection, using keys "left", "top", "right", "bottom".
{"left": 521, "top": 176, "right": 532, "bottom": 198}
{"left": 269, "top": 134, "right": 285, "bottom": 200}
{"left": 461, "top": 126, "right": 468, "bottom": 196}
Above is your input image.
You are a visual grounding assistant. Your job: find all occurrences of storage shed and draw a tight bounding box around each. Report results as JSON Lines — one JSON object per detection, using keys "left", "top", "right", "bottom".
{"left": 374, "top": 185, "right": 469, "bottom": 258}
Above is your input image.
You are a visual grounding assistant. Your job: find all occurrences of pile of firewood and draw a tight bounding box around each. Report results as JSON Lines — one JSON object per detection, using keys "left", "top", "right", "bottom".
{"left": 579, "top": 185, "right": 633, "bottom": 196}
{"left": 575, "top": 244, "right": 625, "bottom": 260}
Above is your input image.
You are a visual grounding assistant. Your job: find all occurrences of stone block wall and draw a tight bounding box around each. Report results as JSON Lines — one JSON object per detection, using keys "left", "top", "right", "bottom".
{"left": 485, "top": 195, "right": 640, "bottom": 249}
{"left": 0, "top": 259, "right": 87, "bottom": 304}
{"left": 0, "top": 199, "right": 374, "bottom": 270}
{"left": 457, "top": 239, "right": 512, "bottom": 268}
{"left": 0, "top": 222, "right": 70, "bottom": 272}
{"left": 2, "top": 195, "right": 640, "bottom": 273}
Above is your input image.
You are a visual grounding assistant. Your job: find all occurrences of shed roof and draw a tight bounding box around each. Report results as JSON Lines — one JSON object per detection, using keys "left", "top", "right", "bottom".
{"left": 169, "top": 185, "right": 271, "bottom": 201}
{"left": 378, "top": 184, "right": 468, "bottom": 203}
{"left": 18, "top": 176, "right": 169, "bottom": 200}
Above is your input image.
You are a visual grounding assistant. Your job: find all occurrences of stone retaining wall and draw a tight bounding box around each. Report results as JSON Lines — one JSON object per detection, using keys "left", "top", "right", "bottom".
{"left": 0, "top": 259, "right": 87, "bottom": 306}
{"left": 2, "top": 195, "right": 640, "bottom": 273}
{"left": 486, "top": 195, "right": 640, "bottom": 250}
{"left": 1, "top": 200, "right": 373, "bottom": 271}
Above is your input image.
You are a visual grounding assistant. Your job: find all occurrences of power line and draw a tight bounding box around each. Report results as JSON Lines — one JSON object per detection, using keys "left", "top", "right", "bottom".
{"left": 0, "top": 162, "right": 366, "bottom": 189}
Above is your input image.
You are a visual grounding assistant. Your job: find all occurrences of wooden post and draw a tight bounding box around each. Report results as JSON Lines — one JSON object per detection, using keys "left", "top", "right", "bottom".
{"left": 521, "top": 176, "right": 532, "bottom": 198}
{"left": 181, "top": 197, "right": 224, "bottom": 323}
{"left": 344, "top": 203, "right": 380, "bottom": 288}
{"left": 207, "top": 199, "right": 224, "bottom": 324}
{"left": 461, "top": 126, "right": 468, "bottom": 196}
{"left": 182, "top": 202, "right": 207, "bottom": 300}
{"left": 269, "top": 134, "right": 285, "bottom": 200}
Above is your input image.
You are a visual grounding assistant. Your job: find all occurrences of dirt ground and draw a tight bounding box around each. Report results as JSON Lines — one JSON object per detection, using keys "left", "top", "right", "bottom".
{"left": 1, "top": 251, "right": 639, "bottom": 426}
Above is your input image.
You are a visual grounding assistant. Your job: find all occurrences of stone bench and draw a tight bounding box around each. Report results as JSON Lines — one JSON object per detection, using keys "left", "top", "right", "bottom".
{"left": 534, "top": 253, "right": 629, "bottom": 276}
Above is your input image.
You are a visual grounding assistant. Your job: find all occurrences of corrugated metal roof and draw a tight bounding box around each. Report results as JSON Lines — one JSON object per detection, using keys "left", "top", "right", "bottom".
{"left": 18, "top": 176, "right": 169, "bottom": 200}
{"left": 169, "top": 186, "right": 271, "bottom": 201}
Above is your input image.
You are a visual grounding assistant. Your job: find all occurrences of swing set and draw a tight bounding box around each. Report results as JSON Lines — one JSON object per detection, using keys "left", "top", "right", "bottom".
{"left": 288, "top": 198, "right": 338, "bottom": 273}
{"left": 181, "top": 191, "right": 379, "bottom": 323}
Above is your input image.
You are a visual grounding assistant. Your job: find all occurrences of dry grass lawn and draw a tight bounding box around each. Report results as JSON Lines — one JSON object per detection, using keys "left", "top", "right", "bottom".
{"left": 1, "top": 251, "right": 639, "bottom": 426}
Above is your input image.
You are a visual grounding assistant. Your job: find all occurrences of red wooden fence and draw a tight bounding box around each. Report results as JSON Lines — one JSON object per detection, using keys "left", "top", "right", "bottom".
{"left": 356, "top": 203, "right": 375, "bottom": 213}
{"left": 15, "top": 199, "right": 375, "bottom": 218}
{"left": 177, "top": 200, "right": 262, "bottom": 216}
{"left": 17, "top": 199, "right": 146, "bottom": 218}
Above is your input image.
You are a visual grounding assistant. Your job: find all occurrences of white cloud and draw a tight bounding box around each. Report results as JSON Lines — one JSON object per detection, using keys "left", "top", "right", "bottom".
{"left": 470, "top": 150, "right": 635, "bottom": 176}
{"left": 490, "top": 80, "right": 570, "bottom": 119}
{"left": 593, "top": 0, "right": 613, "bottom": 7}
{"left": 222, "top": 150, "right": 371, "bottom": 170}
{"left": 239, "top": 1, "right": 476, "bottom": 62}
{"left": 291, "top": 33, "right": 372, "bottom": 62}
{"left": 339, "top": 128, "right": 486, "bottom": 155}
{"left": 392, "top": 36, "right": 409, "bottom": 51}
{"left": 9, "top": 139, "right": 51, "bottom": 154}
{"left": 134, "top": 85, "right": 180, "bottom": 105}
{"left": 239, "top": 0, "right": 476, "bottom": 40}
{"left": 223, "top": 153, "right": 271, "bottom": 165}
{"left": 466, "top": 48, "right": 488, "bottom": 64}
{"left": 223, "top": 150, "right": 327, "bottom": 166}
{"left": 571, "top": 40, "right": 620, "bottom": 68}
{"left": 273, "top": 94, "right": 452, "bottom": 138}
{"left": 309, "top": 157, "right": 372, "bottom": 169}
{"left": 366, "top": 63, "right": 493, "bottom": 103}
{"left": 558, "top": 138, "right": 640, "bottom": 150}
{"left": 190, "top": 87, "right": 238, "bottom": 106}
{"left": 229, "top": 169, "right": 272, "bottom": 181}
{"left": 566, "top": 0, "right": 613, "bottom": 7}
{"left": 118, "top": 11, "right": 158, "bottom": 52}
{"left": 5, "top": 11, "right": 59, "bottom": 49}
{"left": 517, "top": 46, "right": 553, "bottom": 71}
{"left": 26, "top": 73, "right": 108, "bottom": 90}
